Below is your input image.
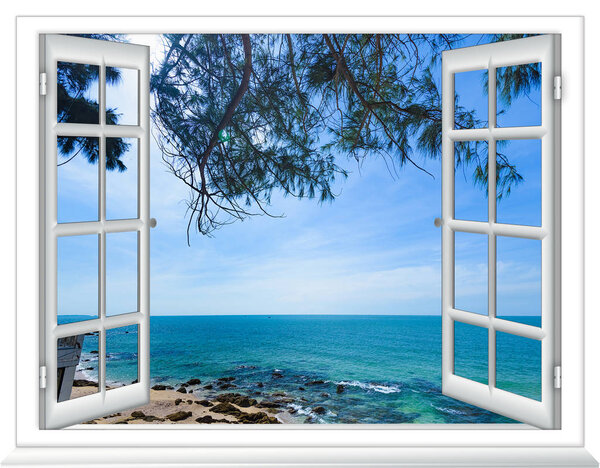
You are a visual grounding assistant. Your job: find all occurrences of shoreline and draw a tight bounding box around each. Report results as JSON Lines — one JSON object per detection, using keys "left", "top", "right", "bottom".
{"left": 73, "top": 382, "right": 291, "bottom": 425}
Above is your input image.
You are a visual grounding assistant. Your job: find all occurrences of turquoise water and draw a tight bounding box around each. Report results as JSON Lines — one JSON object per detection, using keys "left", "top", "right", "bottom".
{"left": 62, "top": 315, "right": 541, "bottom": 424}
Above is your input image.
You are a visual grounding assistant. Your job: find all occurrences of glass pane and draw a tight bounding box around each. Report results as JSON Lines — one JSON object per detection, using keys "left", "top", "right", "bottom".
{"left": 57, "top": 332, "right": 99, "bottom": 401}
{"left": 496, "top": 236, "right": 541, "bottom": 327}
{"left": 496, "top": 331, "right": 541, "bottom": 401}
{"left": 57, "top": 61, "right": 99, "bottom": 124}
{"left": 106, "top": 67, "right": 139, "bottom": 126}
{"left": 454, "top": 321, "right": 488, "bottom": 385}
{"left": 106, "top": 138, "right": 138, "bottom": 220}
{"left": 57, "top": 235, "right": 98, "bottom": 324}
{"left": 454, "top": 69, "right": 488, "bottom": 129}
{"left": 106, "top": 232, "right": 138, "bottom": 317}
{"left": 106, "top": 325, "right": 139, "bottom": 389}
{"left": 496, "top": 139, "right": 542, "bottom": 227}
{"left": 454, "top": 141, "right": 488, "bottom": 222}
{"left": 57, "top": 136, "right": 99, "bottom": 223}
{"left": 454, "top": 232, "right": 487, "bottom": 316}
{"left": 496, "top": 62, "right": 541, "bottom": 128}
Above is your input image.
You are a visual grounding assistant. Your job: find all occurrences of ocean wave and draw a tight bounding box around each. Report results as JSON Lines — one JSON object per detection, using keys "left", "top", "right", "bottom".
{"left": 335, "top": 380, "right": 402, "bottom": 394}
{"left": 430, "top": 403, "right": 465, "bottom": 415}
{"left": 287, "top": 403, "right": 326, "bottom": 423}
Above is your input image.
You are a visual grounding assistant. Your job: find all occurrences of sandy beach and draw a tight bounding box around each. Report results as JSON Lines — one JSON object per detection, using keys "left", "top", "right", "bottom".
{"left": 73, "top": 381, "right": 291, "bottom": 424}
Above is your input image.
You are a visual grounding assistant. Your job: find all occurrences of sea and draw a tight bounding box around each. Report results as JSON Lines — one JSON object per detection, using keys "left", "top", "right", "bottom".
{"left": 60, "top": 315, "right": 542, "bottom": 424}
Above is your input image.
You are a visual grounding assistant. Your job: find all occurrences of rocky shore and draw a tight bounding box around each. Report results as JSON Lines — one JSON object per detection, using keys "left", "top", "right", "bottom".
{"left": 75, "top": 376, "right": 296, "bottom": 424}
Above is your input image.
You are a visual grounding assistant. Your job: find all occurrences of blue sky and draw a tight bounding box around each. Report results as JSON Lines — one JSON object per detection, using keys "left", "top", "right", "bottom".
{"left": 56, "top": 34, "right": 543, "bottom": 318}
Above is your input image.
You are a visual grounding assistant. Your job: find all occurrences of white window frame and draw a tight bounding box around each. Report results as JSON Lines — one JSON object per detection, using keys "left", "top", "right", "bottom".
{"left": 11, "top": 14, "right": 593, "bottom": 467}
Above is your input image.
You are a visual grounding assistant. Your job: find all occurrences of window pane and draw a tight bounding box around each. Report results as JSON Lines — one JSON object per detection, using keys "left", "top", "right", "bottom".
{"left": 106, "top": 232, "right": 138, "bottom": 317}
{"left": 454, "top": 321, "right": 488, "bottom": 385}
{"left": 106, "top": 67, "right": 139, "bottom": 126}
{"left": 496, "top": 139, "right": 542, "bottom": 227}
{"left": 57, "top": 332, "right": 99, "bottom": 402}
{"left": 496, "top": 331, "right": 541, "bottom": 401}
{"left": 57, "top": 235, "right": 98, "bottom": 324}
{"left": 496, "top": 62, "right": 541, "bottom": 128}
{"left": 454, "top": 141, "right": 488, "bottom": 222}
{"left": 57, "top": 61, "right": 99, "bottom": 124}
{"left": 454, "top": 232, "right": 488, "bottom": 316}
{"left": 57, "top": 136, "right": 99, "bottom": 224}
{"left": 106, "top": 138, "right": 138, "bottom": 220}
{"left": 454, "top": 69, "right": 488, "bottom": 129}
{"left": 496, "top": 236, "right": 541, "bottom": 327}
{"left": 106, "top": 325, "right": 139, "bottom": 389}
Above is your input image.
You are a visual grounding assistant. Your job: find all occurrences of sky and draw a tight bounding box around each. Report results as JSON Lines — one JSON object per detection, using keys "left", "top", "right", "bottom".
{"left": 56, "top": 34, "right": 543, "bottom": 318}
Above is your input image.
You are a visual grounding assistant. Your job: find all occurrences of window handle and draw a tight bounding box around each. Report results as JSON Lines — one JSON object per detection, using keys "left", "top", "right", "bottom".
{"left": 434, "top": 217, "right": 442, "bottom": 228}
{"left": 150, "top": 218, "right": 157, "bottom": 228}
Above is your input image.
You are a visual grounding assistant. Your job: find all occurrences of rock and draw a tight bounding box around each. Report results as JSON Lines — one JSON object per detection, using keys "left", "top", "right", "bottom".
{"left": 289, "top": 408, "right": 297, "bottom": 414}
{"left": 256, "top": 401, "right": 281, "bottom": 409}
{"left": 196, "top": 415, "right": 218, "bottom": 424}
{"left": 256, "top": 382, "right": 264, "bottom": 388}
{"left": 203, "top": 384, "right": 213, "bottom": 390}
{"left": 85, "top": 367, "right": 94, "bottom": 370}
{"left": 211, "top": 402, "right": 244, "bottom": 417}
{"left": 217, "top": 377, "right": 235, "bottom": 382}
{"left": 176, "top": 387, "right": 188, "bottom": 394}
{"left": 313, "top": 406, "right": 326, "bottom": 415}
{"left": 131, "top": 379, "right": 138, "bottom": 384}
{"left": 180, "top": 383, "right": 189, "bottom": 388}
{"left": 151, "top": 384, "right": 173, "bottom": 391}
{"left": 298, "top": 386, "right": 305, "bottom": 391}
{"left": 130, "top": 411, "right": 145, "bottom": 418}
{"left": 186, "top": 378, "right": 201, "bottom": 385}
{"left": 236, "top": 411, "right": 281, "bottom": 424}
{"left": 271, "top": 372, "right": 283, "bottom": 379}
{"left": 175, "top": 398, "right": 182, "bottom": 406}
{"left": 186, "top": 399, "right": 193, "bottom": 404}
{"left": 336, "top": 384, "right": 345, "bottom": 394}
{"left": 143, "top": 415, "right": 164, "bottom": 422}
{"left": 196, "top": 400, "right": 213, "bottom": 407}
{"left": 115, "top": 420, "right": 128, "bottom": 424}
{"left": 73, "top": 379, "right": 98, "bottom": 387}
{"left": 320, "top": 393, "right": 330, "bottom": 398}
{"left": 166, "top": 411, "right": 192, "bottom": 421}
{"left": 306, "top": 380, "right": 325, "bottom": 386}
{"left": 216, "top": 393, "right": 257, "bottom": 407}
{"left": 218, "top": 383, "right": 236, "bottom": 390}
{"left": 272, "top": 392, "right": 286, "bottom": 397}
{"left": 90, "top": 350, "right": 99, "bottom": 354}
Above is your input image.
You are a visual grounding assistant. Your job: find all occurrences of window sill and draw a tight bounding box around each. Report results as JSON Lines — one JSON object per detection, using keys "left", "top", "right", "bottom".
{"left": 2, "top": 446, "right": 598, "bottom": 467}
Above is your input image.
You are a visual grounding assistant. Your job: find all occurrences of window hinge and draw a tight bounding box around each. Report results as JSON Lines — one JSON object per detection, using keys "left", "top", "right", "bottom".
{"left": 39, "top": 72, "right": 47, "bottom": 96}
{"left": 553, "top": 76, "right": 562, "bottom": 100}
{"left": 39, "top": 366, "right": 47, "bottom": 389}
{"left": 554, "top": 365, "right": 562, "bottom": 389}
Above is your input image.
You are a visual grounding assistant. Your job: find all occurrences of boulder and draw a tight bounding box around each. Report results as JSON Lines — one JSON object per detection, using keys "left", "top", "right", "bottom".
{"left": 256, "top": 382, "right": 264, "bottom": 388}
{"left": 143, "top": 415, "right": 164, "bottom": 422}
{"left": 298, "top": 386, "right": 306, "bottom": 391}
{"left": 217, "top": 377, "right": 235, "bottom": 382}
{"left": 312, "top": 406, "right": 326, "bottom": 415}
{"left": 211, "top": 402, "right": 244, "bottom": 417}
{"left": 218, "top": 383, "right": 236, "bottom": 390}
{"left": 90, "top": 350, "right": 99, "bottom": 354}
{"left": 176, "top": 387, "right": 188, "bottom": 394}
{"left": 203, "top": 384, "right": 214, "bottom": 390}
{"left": 306, "top": 380, "right": 325, "bottom": 386}
{"left": 130, "top": 411, "right": 145, "bottom": 418}
{"left": 336, "top": 384, "right": 345, "bottom": 394}
{"left": 73, "top": 379, "right": 98, "bottom": 387}
{"left": 196, "top": 400, "right": 213, "bottom": 407}
{"left": 174, "top": 398, "right": 182, "bottom": 406}
{"left": 256, "top": 401, "right": 281, "bottom": 409}
{"left": 271, "top": 372, "right": 283, "bottom": 379}
{"left": 151, "top": 384, "right": 173, "bottom": 391}
{"left": 320, "top": 393, "right": 330, "bottom": 398}
{"left": 216, "top": 393, "right": 257, "bottom": 408}
{"left": 236, "top": 411, "right": 281, "bottom": 424}
{"left": 186, "top": 378, "right": 201, "bottom": 385}
{"left": 166, "top": 411, "right": 192, "bottom": 421}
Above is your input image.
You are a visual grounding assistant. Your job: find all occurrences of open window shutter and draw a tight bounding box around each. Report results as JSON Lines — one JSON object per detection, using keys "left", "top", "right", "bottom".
{"left": 441, "top": 35, "right": 560, "bottom": 429}
{"left": 41, "top": 35, "right": 150, "bottom": 429}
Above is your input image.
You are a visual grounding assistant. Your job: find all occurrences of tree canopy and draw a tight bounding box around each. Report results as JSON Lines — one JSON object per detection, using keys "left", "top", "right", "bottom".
{"left": 151, "top": 33, "right": 539, "bottom": 240}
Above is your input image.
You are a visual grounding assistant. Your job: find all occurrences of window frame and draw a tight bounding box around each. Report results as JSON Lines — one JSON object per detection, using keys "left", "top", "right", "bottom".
{"left": 15, "top": 15, "right": 584, "bottom": 448}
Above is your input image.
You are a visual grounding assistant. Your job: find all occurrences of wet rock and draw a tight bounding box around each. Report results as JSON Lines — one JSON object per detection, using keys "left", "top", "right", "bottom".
{"left": 196, "top": 400, "right": 213, "bottom": 407}
{"left": 176, "top": 387, "right": 188, "bottom": 394}
{"left": 217, "top": 377, "right": 235, "bottom": 382}
{"left": 306, "top": 380, "right": 325, "bottom": 386}
{"left": 85, "top": 367, "right": 94, "bottom": 370}
{"left": 211, "top": 402, "right": 244, "bottom": 417}
{"left": 289, "top": 408, "right": 297, "bottom": 414}
{"left": 336, "top": 384, "right": 345, "bottom": 394}
{"left": 218, "top": 383, "right": 236, "bottom": 390}
{"left": 131, "top": 379, "right": 138, "bottom": 384}
{"left": 130, "top": 411, "right": 145, "bottom": 418}
{"left": 313, "top": 406, "right": 326, "bottom": 415}
{"left": 256, "top": 401, "right": 281, "bottom": 409}
{"left": 236, "top": 411, "right": 281, "bottom": 424}
{"left": 175, "top": 398, "right": 182, "bottom": 406}
{"left": 216, "top": 393, "right": 257, "bottom": 407}
{"left": 166, "top": 411, "right": 192, "bottom": 421}
{"left": 320, "top": 393, "right": 330, "bottom": 398}
{"left": 73, "top": 379, "right": 98, "bottom": 387}
{"left": 271, "top": 372, "right": 283, "bottom": 379}
{"left": 186, "top": 378, "right": 201, "bottom": 385}
{"left": 203, "top": 384, "right": 214, "bottom": 390}
{"left": 298, "top": 386, "right": 305, "bottom": 391}
{"left": 256, "top": 382, "right": 264, "bottom": 388}
{"left": 151, "top": 384, "right": 174, "bottom": 391}
{"left": 180, "top": 383, "right": 189, "bottom": 388}
{"left": 90, "top": 350, "right": 99, "bottom": 354}
{"left": 272, "top": 392, "right": 286, "bottom": 397}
